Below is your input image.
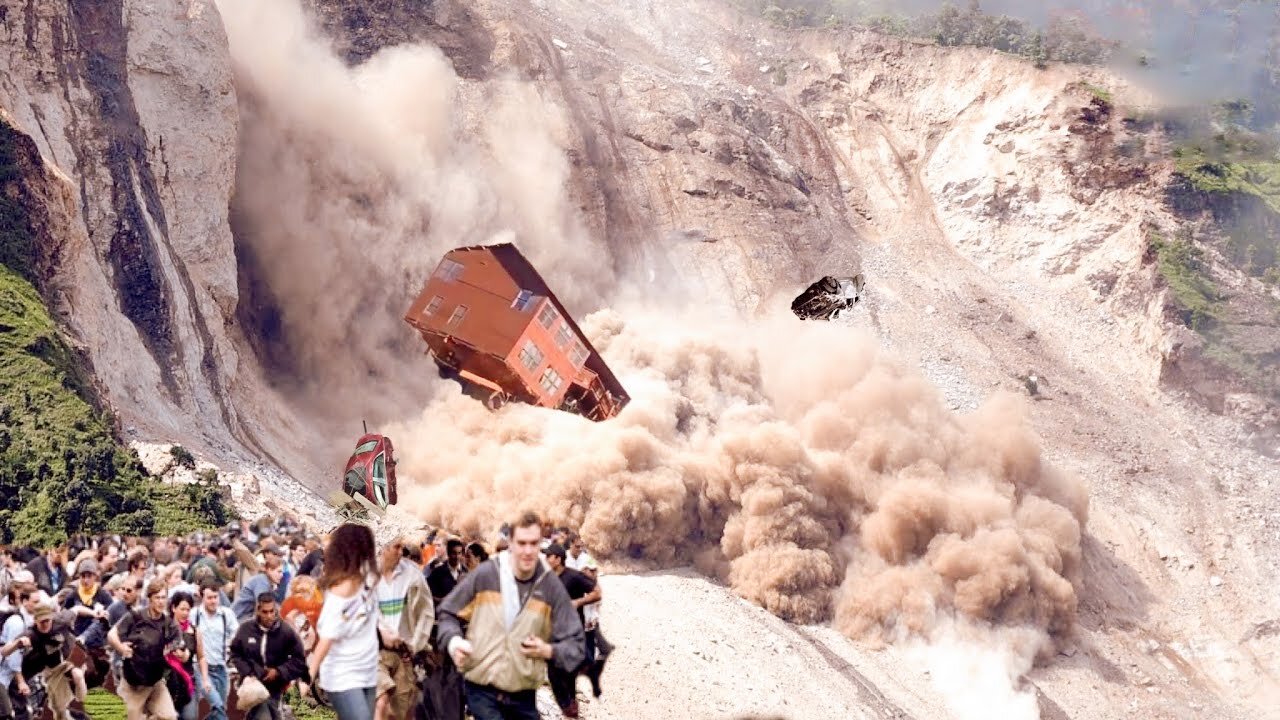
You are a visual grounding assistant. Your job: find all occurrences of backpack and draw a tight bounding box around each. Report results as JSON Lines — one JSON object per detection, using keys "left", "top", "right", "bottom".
{"left": 120, "top": 612, "right": 170, "bottom": 687}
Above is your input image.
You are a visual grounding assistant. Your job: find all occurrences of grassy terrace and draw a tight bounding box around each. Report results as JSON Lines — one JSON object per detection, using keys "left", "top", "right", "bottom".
{"left": 0, "top": 265, "right": 229, "bottom": 546}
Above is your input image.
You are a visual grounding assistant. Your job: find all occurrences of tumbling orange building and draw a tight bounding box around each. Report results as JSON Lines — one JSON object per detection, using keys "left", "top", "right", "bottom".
{"left": 404, "top": 243, "right": 629, "bottom": 421}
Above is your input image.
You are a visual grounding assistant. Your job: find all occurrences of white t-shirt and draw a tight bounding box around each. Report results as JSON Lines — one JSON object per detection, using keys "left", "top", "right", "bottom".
{"left": 316, "top": 586, "right": 379, "bottom": 693}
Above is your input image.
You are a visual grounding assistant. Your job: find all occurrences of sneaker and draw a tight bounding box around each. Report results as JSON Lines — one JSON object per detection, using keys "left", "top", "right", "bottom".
{"left": 72, "top": 667, "right": 87, "bottom": 703}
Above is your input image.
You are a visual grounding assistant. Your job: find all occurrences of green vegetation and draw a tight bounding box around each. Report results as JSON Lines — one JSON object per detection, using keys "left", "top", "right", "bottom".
{"left": 1149, "top": 231, "right": 1222, "bottom": 331}
{"left": 0, "top": 119, "right": 36, "bottom": 284}
{"left": 286, "top": 686, "right": 338, "bottom": 720}
{"left": 0, "top": 263, "right": 232, "bottom": 547}
{"left": 1083, "top": 83, "right": 1113, "bottom": 108}
{"left": 731, "top": 1, "right": 1113, "bottom": 65}
{"left": 171, "top": 444, "right": 196, "bottom": 470}
{"left": 84, "top": 688, "right": 126, "bottom": 720}
{"left": 1173, "top": 135, "right": 1280, "bottom": 216}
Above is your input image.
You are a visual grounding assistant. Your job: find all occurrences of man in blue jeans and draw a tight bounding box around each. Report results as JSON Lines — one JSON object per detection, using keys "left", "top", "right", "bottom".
{"left": 192, "top": 584, "right": 236, "bottom": 720}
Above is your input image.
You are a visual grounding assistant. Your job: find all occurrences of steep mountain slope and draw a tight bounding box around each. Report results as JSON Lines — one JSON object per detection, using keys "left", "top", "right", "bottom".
{"left": 0, "top": 1, "right": 1276, "bottom": 718}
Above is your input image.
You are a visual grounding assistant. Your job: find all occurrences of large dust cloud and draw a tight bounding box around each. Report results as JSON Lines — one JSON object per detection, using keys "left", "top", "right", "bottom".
{"left": 217, "top": 0, "right": 611, "bottom": 426}
{"left": 216, "top": 0, "right": 1087, "bottom": 715}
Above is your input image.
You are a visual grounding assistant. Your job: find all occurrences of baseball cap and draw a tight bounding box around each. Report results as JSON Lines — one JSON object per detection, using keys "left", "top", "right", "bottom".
{"left": 545, "top": 544, "right": 567, "bottom": 560}
{"left": 78, "top": 559, "right": 100, "bottom": 576}
{"left": 33, "top": 604, "right": 54, "bottom": 622}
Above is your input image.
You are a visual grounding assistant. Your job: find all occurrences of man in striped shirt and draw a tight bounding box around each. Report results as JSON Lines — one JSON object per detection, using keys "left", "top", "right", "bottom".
{"left": 375, "top": 537, "right": 434, "bottom": 720}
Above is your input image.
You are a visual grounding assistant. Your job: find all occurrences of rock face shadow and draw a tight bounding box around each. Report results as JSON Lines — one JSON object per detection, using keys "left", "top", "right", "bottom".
{"left": 1076, "top": 533, "right": 1156, "bottom": 634}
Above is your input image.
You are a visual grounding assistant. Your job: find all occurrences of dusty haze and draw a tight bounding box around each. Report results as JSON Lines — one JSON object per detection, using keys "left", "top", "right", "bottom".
{"left": 216, "top": 0, "right": 1088, "bottom": 716}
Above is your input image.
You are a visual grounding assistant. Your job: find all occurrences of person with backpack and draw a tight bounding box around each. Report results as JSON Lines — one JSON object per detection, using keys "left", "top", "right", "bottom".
{"left": 228, "top": 592, "right": 308, "bottom": 720}
{"left": 12, "top": 604, "right": 87, "bottom": 720}
{"left": 108, "top": 579, "right": 181, "bottom": 720}
{"left": 192, "top": 584, "right": 236, "bottom": 720}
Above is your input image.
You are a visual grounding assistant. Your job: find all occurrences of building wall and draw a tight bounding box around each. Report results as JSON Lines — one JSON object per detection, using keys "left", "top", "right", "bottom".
{"left": 505, "top": 298, "right": 584, "bottom": 406}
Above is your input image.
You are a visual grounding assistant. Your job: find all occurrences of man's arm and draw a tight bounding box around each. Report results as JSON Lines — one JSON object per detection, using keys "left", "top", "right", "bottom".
{"left": 435, "top": 566, "right": 481, "bottom": 657}
{"left": 276, "top": 627, "right": 309, "bottom": 683}
{"left": 404, "top": 578, "right": 435, "bottom": 655}
{"left": 574, "top": 578, "right": 601, "bottom": 609}
{"left": 108, "top": 613, "right": 134, "bottom": 656}
{"left": 227, "top": 624, "right": 257, "bottom": 679}
{"left": 543, "top": 579, "right": 585, "bottom": 672}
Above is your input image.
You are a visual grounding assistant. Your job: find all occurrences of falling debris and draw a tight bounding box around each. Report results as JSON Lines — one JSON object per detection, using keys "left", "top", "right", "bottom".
{"left": 404, "top": 243, "right": 630, "bottom": 421}
{"left": 552, "top": 37, "right": 569, "bottom": 50}
{"left": 1015, "top": 370, "right": 1047, "bottom": 398}
{"left": 791, "top": 274, "right": 865, "bottom": 321}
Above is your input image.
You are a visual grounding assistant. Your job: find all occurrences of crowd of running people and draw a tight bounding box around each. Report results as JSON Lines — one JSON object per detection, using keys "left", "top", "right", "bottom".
{"left": 0, "top": 511, "right": 610, "bottom": 720}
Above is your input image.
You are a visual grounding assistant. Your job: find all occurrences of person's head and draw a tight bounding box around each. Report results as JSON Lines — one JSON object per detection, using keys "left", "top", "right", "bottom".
{"left": 120, "top": 578, "right": 141, "bottom": 606}
{"left": 78, "top": 559, "right": 100, "bottom": 586}
{"left": 319, "top": 523, "right": 376, "bottom": 589}
{"left": 465, "top": 542, "right": 488, "bottom": 569}
{"left": 262, "top": 556, "right": 284, "bottom": 586}
{"left": 145, "top": 579, "right": 168, "bottom": 616}
{"left": 33, "top": 603, "right": 54, "bottom": 631}
{"left": 380, "top": 538, "right": 405, "bottom": 574}
{"left": 290, "top": 540, "right": 306, "bottom": 565}
{"left": 509, "top": 511, "right": 543, "bottom": 579}
{"left": 170, "top": 591, "right": 194, "bottom": 624}
{"left": 165, "top": 564, "right": 186, "bottom": 587}
{"left": 445, "top": 539, "right": 464, "bottom": 569}
{"left": 254, "top": 593, "right": 278, "bottom": 628}
{"left": 545, "top": 543, "right": 567, "bottom": 573}
{"left": 128, "top": 552, "right": 148, "bottom": 575}
{"left": 289, "top": 574, "right": 317, "bottom": 599}
{"left": 261, "top": 542, "right": 284, "bottom": 563}
{"left": 98, "top": 541, "right": 120, "bottom": 568}
{"left": 568, "top": 534, "right": 584, "bottom": 559}
{"left": 200, "top": 583, "right": 220, "bottom": 612}
{"left": 10, "top": 585, "right": 35, "bottom": 614}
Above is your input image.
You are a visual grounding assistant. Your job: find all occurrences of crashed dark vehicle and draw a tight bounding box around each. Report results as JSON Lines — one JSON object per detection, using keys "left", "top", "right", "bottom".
{"left": 791, "top": 275, "right": 864, "bottom": 321}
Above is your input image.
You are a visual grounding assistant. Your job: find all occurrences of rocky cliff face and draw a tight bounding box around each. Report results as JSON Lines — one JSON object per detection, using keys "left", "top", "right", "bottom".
{"left": 0, "top": 0, "right": 243, "bottom": 444}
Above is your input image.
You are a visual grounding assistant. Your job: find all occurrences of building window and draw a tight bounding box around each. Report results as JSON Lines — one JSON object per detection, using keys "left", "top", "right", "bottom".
{"left": 424, "top": 295, "right": 443, "bottom": 315}
{"left": 537, "top": 302, "right": 559, "bottom": 330}
{"left": 569, "top": 341, "right": 589, "bottom": 368}
{"left": 448, "top": 305, "right": 468, "bottom": 326}
{"left": 435, "top": 258, "right": 464, "bottom": 282}
{"left": 554, "top": 323, "right": 574, "bottom": 348}
{"left": 511, "top": 289, "right": 536, "bottom": 312}
{"left": 519, "top": 340, "right": 543, "bottom": 371}
{"left": 540, "top": 367, "right": 562, "bottom": 395}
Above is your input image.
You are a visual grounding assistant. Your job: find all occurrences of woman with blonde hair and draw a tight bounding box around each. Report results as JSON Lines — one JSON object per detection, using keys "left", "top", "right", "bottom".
{"left": 307, "top": 524, "right": 378, "bottom": 720}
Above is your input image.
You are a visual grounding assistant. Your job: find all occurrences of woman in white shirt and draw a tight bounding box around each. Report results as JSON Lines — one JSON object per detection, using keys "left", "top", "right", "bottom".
{"left": 308, "top": 524, "right": 379, "bottom": 720}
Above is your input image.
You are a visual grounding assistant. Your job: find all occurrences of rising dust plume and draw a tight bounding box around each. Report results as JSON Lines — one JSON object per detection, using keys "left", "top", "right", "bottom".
{"left": 216, "top": 1, "right": 1088, "bottom": 717}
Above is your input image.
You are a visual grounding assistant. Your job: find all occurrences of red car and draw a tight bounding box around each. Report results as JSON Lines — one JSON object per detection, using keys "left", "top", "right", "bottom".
{"left": 342, "top": 433, "right": 398, "bottom": 509}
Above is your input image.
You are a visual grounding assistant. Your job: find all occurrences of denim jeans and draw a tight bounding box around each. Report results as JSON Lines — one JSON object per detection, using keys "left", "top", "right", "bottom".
{"left": 462, "top": 681, "right": 538, "bottom": 720}
{"left": 327, "top": 686, "right": 375, "bottom": 720}
{"left": 203, "top": 666, "right": 228, "bottom": 720}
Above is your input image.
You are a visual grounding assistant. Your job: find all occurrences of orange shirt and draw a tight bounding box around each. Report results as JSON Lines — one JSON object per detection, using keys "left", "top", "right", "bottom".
{"left": 280, "top": 590, "right": 323, "bottom": 629}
